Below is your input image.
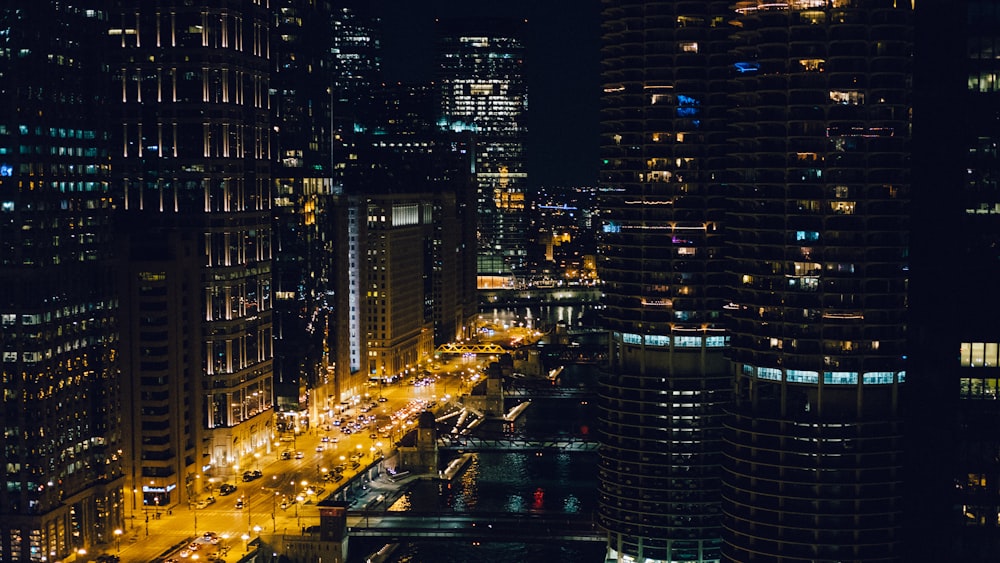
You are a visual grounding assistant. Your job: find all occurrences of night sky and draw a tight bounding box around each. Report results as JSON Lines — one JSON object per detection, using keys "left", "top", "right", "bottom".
{"left": 372, "top": 0, "right": 601, "bottom": 188}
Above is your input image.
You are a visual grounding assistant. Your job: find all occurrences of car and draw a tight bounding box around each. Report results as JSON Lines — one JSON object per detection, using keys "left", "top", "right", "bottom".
{"left": 320, "top": 435, "right": 329, "bottom": 442}
{"left": 280, "top": 451, "right": 292, "bottom": 460}
{"left": 295, "top": 451, "right": 304, "bottom": 459}
{"left": 235, "top": 498, "right": 245, "bottom": 509}
{"left": 203, "top": 531, "right": 217, "bottom": 540}
{"left": 316, "top": 445, "right": 324, "bottom": 452}
{"left": 218, "top": 484, "right": 237, "bottom": 496}
{"left": 179, "top": 550, "right": 191, "bottom": 558}
{"left": 188, "top": 542, "right": 200, "bottom": 551}
{"left": 378, "top": 396, "right": 388, "bottom": 402}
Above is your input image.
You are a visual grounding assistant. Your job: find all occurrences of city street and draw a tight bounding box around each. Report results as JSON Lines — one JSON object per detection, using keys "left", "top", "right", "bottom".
{"left": 103, "top": 358, "right": 481, "bottom": 563}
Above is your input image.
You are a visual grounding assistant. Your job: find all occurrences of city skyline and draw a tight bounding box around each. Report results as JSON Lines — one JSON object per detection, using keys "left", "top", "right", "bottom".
{"left": 3, "top": 1, "right": 1000, "bottom": 562}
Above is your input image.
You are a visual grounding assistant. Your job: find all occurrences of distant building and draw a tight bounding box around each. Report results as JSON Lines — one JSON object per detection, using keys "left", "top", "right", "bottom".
{"left": 436, "top": 17, "right": 528, "bottom": 286}
{"left": 0, "top": 3, "right": 124, "bottom": 560}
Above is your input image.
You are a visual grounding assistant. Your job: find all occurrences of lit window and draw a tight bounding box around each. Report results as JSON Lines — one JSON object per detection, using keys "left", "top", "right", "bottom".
{"left": 680, "top": 42, "right": 698, "bottom": 53}
{"left": 799, "top": 59, "right": 825, "bottom": 72}
{"left": 829, "top": 90, "right": 865, "bottom": 105}
{"left": 973, "top": 342, "right": 986, "bottom": 367}
{"left": 758, "top": 367, "right": 781, "bottom": 381}
{"left": 830, "top": 201, "right": 856, "bottom": 214}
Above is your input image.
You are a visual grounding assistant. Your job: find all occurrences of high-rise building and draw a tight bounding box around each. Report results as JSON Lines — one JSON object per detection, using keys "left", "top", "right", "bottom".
{"left": 272, "top": 0, "right": 337, "bottom": 428}
{"left": 723, "top": 2, "right": 911, "bottom": 561}
{"left": 332, "top": 2, "right": 381, "bottom": 194}
{"left": 0, "top": 2, "right": 124, "bottom": 560}
{"left": 597, "top": 2, "right": 733, "bottom": 562}
{"left": 908, "top": 1, "right": 1000, "bottom": 560}
{"left": 436, "top": 17, "right": 528, "bottom": 288}
{"left": 112, "top": 0, "right": 275, "bottom": 501}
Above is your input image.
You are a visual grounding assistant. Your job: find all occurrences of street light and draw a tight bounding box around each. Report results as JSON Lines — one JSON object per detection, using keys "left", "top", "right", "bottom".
{"left": 272, "top": 491, "right": 279, "bottom": 531}
{"left": 241, "top": 533, "right": 250, "bottom": 552}
{"left": 114, "top": 528, "right": 122, "bottom": 553}
{"left": 189, "top": 499, "right": 198, "bottom": 536}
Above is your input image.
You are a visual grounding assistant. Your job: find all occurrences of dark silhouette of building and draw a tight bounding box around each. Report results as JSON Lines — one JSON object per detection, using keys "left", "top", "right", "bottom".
{"left": 597, "top": 2, "right": 733, "bottom": 561}
{"left": 908, "top": 1, "right": 1000, "bottom": 560}
{"left": 0, "top": 2, "right": 124, "bottom": 559}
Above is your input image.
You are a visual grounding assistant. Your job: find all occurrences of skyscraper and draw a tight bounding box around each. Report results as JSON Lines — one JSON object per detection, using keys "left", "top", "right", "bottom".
{"left": 597, "top": 2, "right": 732, "bottom": 562}
{"left": 0, "top": 2, "right": 124, "bottom": 560}
{"left": 908, "top": 0, "right": 1000, "bottom": 560}
{"left": 272, "top": 0, "right": 337, "bottom": 425}
{"left": 723, "top": 2, "right": 911, "bottom": 561}
{"left": 113, "top": 0, "right": 275, "bottom": 500}
{"left": 437, "top": 17, "right": 528, "bottom": 288}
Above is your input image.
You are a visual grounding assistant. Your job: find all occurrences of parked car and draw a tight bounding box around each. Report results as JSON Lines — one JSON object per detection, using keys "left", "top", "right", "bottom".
{"left": 218, "top": 484, "right": 237, "bottom": 496}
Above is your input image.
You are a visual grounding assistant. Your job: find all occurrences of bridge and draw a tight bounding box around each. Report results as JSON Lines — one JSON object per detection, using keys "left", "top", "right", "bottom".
{"left": 435, "top": 342, "right": 508, "bottom": 355}
{"left": 503, "top": 376, "right": 598, "bottom": 399}
{"left": 346, "top": 510, "right": 605, "bottom": 543}
{"left": 436, "top": 432, "right": 599, "bottom": 452}
{"left": 503, "top": 384, "right": 596, "bottom": 399}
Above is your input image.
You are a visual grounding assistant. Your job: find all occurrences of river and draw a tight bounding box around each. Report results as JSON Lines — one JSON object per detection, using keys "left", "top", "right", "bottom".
{"left": 351, "top": 358, "right": 607, "bottom": 563}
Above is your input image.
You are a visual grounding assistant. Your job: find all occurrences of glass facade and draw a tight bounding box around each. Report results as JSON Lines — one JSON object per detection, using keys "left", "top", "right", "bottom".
{"left": 0, "top": 3, "right": 124, "bottom": 560}
{"left": 272, "top": 0, "right": 337, "bottom": 420}
{"left": 437, "top": 18, "right": 528, "bottom": 284}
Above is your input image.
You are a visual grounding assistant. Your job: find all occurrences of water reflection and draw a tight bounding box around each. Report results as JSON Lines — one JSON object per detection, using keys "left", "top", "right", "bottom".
{"left": 481, "top": 304, "right": 599, "bottom": 331}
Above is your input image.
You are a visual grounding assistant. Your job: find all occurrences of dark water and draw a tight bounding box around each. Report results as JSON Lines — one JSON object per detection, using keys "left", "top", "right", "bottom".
{"left": 352, "top": 364, "right": 606, "bottom": 563}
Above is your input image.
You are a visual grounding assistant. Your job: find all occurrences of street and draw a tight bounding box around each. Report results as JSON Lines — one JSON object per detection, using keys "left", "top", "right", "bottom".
{"left": 105, "top": 358, "right": 482, "bottom": 563}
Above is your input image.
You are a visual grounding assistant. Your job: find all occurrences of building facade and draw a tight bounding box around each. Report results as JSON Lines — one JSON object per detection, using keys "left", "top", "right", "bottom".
{"left": 436, "top": 17, "right": 528, "bottom": 287}
{"left": 723, "top": 1, "right": 911, "bottom": 561}
{"left": 0, "top": 2, "right": 124, "bottom": 560}
{"left": 597, "top": 2, "right": 733, "bottom": 562}
{"left": 272, "top": 0, "right": 336, "bottom": 430}
{"left": 909, "top": 0, "right": 1000, "bottom": 560}
{"left": 113, "top": 0, "right": 275, "bottom": 499}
